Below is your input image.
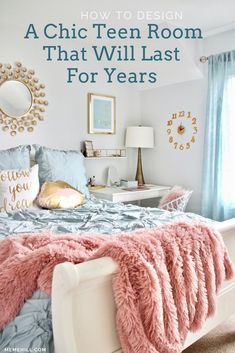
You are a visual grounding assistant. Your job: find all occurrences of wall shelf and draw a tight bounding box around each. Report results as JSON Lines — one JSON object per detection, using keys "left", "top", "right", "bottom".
{"left": 82, "top": 146, "right": 126, "bottom": 159}
{"left": 84, "top": 156, "right": 127, "bottom": 160}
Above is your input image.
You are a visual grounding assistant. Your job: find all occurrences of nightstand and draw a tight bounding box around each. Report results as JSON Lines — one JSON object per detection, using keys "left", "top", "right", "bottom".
{"left": 90, "top": 184, "right": 171, "bottom": 204}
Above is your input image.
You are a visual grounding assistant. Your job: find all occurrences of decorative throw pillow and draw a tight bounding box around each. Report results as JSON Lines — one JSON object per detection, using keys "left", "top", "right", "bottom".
{"left": 159, "top": 185, "right": 193, "bottom": 212}
{"left": 159, "top": 186, "right": 187, "bottom": 207}
{"left": 0, "top": 145, "right": 31, "bottom": 170}
{"left": 37, "top": 181, "right": 84, "bottom": 209}
{"left": 34, "top": 145, "right": 89, "bottom": 198}
{"left": 0, "top": 165, "right": 39, "bottom": 213}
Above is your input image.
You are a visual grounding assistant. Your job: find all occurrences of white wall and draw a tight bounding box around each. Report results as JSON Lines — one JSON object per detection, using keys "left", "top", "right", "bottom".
{"left": 203, "top": 29, "right": 235, "bottom": 57}
{"left": 0, "top": 10, "right": 141, "bottom": 184}
{"left": 140, "top": 79, "right": 207, "bottom": 212}
{"left": 140, "top": 29, "right": 235, "bottom": 213}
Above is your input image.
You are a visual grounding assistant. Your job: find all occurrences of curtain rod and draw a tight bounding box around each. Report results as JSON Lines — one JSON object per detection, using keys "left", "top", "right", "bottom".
{"left": 200, "top": 56, "right": 208, "bottom": 63}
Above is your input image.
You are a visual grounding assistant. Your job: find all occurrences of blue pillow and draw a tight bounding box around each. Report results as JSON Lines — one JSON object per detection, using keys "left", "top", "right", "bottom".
{"left": 34, "top": 145, "right": 89, "bottom": 198}
{"left": 0, "top": 145, "right": 31, "bottom": 170}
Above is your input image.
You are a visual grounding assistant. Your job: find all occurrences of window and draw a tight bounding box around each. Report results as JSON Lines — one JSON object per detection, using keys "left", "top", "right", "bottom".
{"left": 222, "top": 76, "right": 235, "bottom": 207}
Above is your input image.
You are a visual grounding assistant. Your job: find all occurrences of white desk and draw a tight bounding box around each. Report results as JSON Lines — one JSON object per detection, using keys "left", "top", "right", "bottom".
{"left": 90, "top": 184, "right": 171, "bottom": 203}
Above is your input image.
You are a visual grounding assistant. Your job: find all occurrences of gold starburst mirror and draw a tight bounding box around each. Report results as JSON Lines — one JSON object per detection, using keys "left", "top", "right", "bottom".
{"left": 0, "top": 62, "right": 48, "bottom": 136}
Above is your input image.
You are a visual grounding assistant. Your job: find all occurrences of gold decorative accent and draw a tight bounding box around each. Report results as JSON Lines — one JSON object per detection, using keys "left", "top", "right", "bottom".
{"left": 136, "top": 147, "right": 145, "bottom": 186}
{"left": 0, "top": 62, "right": 48, "bottom": 136}
{"left": 166, "top": 111, "right": 198, "bottom": 151}
{"left": 177, "top": 124, "right": 185, "bottom": 135}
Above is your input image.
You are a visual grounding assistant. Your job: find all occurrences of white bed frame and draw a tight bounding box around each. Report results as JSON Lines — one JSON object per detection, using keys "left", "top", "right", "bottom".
{"left": 52, "top": 219, "right": 235, "bottom": 353}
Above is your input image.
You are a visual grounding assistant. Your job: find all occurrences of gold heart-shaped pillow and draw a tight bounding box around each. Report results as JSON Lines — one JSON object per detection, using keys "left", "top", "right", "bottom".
{"left": 37, "top": 181, "right": 84, "bottom": 209}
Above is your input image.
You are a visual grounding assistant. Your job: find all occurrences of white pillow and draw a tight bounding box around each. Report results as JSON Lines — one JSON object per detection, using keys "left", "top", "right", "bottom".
{"left": 0, "top": 164, "right": 39, "bottom": 213}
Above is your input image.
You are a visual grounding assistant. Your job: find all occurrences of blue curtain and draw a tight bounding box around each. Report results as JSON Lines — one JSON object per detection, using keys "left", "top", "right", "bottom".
{"left": 202, "top": 50, "right": 235, "bottom": 221}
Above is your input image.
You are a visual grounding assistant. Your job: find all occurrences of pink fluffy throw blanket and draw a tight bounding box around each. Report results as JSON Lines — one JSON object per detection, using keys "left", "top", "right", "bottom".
{"left": 0, "top": 221, "right": 234, "bottom": 353}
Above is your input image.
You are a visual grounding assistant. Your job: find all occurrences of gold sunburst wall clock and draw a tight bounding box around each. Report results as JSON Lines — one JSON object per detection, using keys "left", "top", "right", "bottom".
{"left": 0, "top": 62, "right": 48, "bottom": 136}
{"left": 166, "top": 111, "right": 198, "bottom": 150}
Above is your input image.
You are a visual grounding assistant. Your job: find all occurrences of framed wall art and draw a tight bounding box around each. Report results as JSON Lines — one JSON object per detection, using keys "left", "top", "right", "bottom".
{"left": 88, "top": 93, "right": 116, "bottom": 134}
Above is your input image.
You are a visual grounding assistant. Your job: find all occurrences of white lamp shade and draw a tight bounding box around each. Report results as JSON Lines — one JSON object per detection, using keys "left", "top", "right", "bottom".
{"left": 125, "top": 126, "right": 154, "bottom": 148}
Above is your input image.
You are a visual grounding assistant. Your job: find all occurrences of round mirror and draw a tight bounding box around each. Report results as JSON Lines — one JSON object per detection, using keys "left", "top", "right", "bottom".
{"left": 0, "top": 80, "right": 32, "bottom": 118}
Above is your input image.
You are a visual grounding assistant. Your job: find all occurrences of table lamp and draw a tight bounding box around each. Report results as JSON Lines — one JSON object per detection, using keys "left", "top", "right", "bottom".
{"left": 125, "top": 126, "right": 154, "bottom": 186}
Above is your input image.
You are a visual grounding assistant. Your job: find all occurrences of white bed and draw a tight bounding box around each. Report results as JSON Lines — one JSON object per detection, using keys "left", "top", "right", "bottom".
{"left": 52, "top": 218, "right": 235, "bottom": 353}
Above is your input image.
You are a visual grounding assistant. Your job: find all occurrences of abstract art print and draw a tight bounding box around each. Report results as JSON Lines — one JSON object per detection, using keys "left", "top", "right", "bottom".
{"left": 88, "top": 93, "right": 116, "bottom": 134}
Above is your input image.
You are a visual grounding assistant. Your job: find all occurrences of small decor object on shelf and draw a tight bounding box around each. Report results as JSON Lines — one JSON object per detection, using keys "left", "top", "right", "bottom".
{"left": 93, "top": 149, "right": 101, "bottom": 157}
{"left": 107, "top": 149, "right": 121, "bottom": 157}
{"left": 0, "top": 62, "right": 48, "bottom": 136}
{"left": 84, "top": 140, "right": 94, "bottom": 157}
{"left": 88, "top": 93, "right": 116, "bottom": 134}
{"left": 166, "top": 111, "right": 198, "bottom": 151}
{"left": 120, "top": 149, "right": 126, "bottom": 157}
{"left": 101, "top": 148, "right": 126, "bottom": 158}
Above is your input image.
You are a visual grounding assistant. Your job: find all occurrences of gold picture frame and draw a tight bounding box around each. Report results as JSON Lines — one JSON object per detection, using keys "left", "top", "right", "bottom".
{"left": 88, "top": 93, "right": 116, "bottom": 135}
